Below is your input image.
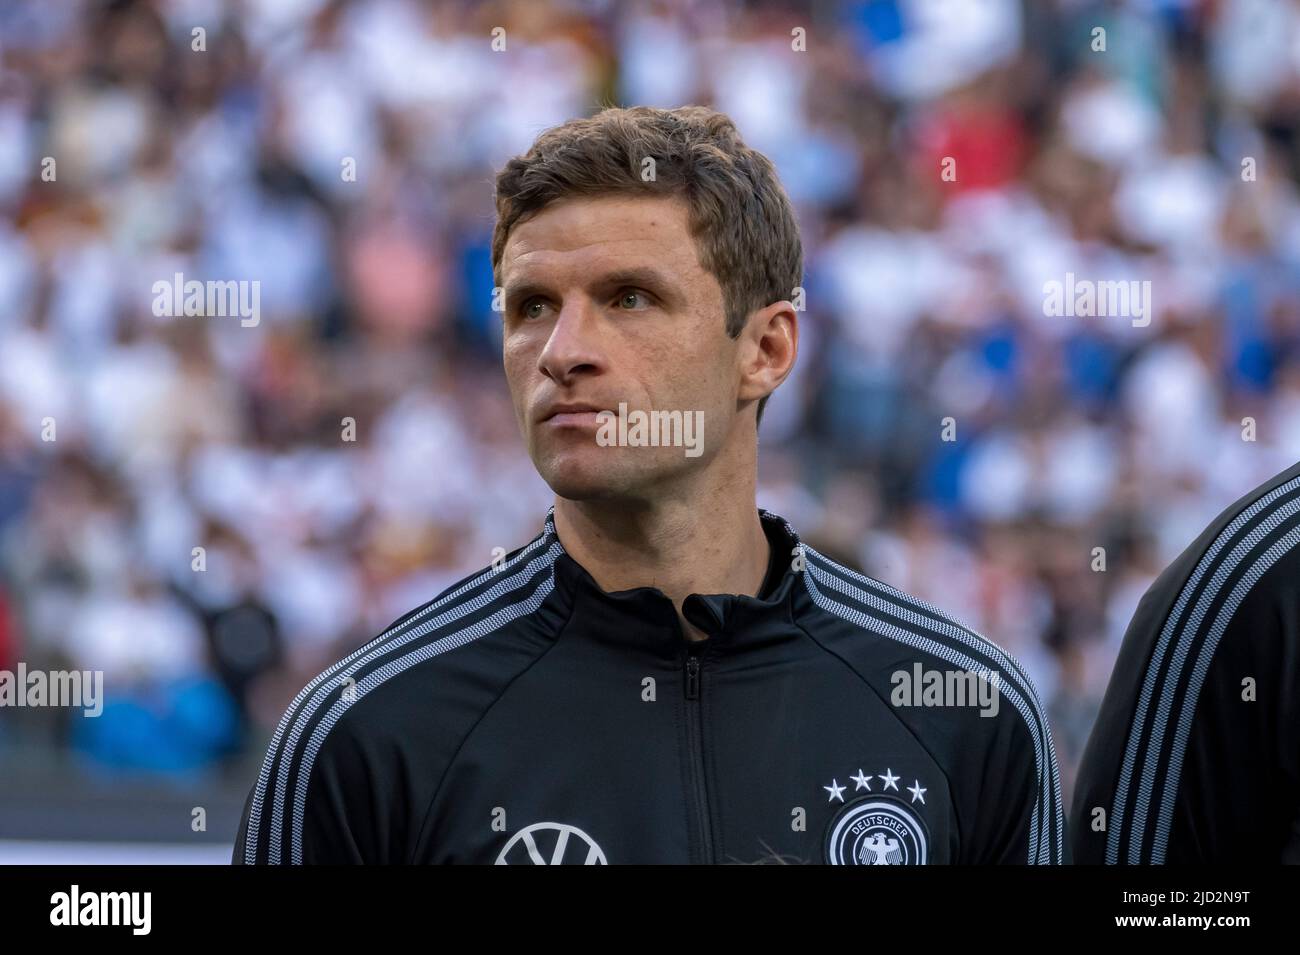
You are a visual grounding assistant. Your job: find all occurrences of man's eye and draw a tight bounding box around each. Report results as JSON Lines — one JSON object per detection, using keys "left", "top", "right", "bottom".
{"left": 521, "top": 299, "right": 549, "bottom": 320}
{"left": 615, "top": 289, "right": 651, "bottom": 310}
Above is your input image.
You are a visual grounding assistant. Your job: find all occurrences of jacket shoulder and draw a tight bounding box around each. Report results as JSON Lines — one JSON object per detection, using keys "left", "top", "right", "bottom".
{"left": 233, "top": 531, "right": 563, "bottom": 863}
{"left": 794, "top": 543, "right": 1067, "bottom": 863}
{"left": 796, "top": 543, "right": 1044, "bottom": 711}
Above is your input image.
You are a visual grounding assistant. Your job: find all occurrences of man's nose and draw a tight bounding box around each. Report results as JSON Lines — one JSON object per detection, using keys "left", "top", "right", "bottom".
{"left": 537, "top": 298, "right": 603, "bottom": 384}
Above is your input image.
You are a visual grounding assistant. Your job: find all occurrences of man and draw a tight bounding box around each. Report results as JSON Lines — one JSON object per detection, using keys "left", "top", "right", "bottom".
{"left": 1072, "top": 460, "right": 1300, "bottom": 863}
{"left": 233, "top": 105, "right": 1065, "bottom": 865}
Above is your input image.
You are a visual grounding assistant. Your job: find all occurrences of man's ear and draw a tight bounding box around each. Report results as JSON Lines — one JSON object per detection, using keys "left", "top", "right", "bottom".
{"left": 736, "top": 299, "right": 798, "bottom": 404}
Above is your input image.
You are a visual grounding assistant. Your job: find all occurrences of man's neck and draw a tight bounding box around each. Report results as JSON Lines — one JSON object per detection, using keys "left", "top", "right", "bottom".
{"left": 552, "top": 484, "right": 771, "bottom": 643}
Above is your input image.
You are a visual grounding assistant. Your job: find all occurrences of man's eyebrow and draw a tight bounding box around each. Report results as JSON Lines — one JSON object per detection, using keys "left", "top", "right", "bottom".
{"left": 590, "top": 267, "right": 674, "bottom": 294}
{"left": 503, "top": 267, "right": 676, "bottom": 304}
{"left": 501, "top": 278, "right": 551, "bottom": 305}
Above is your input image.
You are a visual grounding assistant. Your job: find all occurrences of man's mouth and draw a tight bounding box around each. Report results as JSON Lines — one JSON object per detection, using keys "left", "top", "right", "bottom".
{"left": 538, "top": 403, "right": 610, "bottom": 426}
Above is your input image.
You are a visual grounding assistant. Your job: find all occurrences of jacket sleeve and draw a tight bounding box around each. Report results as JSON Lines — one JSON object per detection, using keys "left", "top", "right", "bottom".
{"left": 1072, "top": 545, "right": 1300, "bottom": 863}
{"left": 965, "top": 673, "right": 1069, "bottom": 864}
{"left": 232, "top": 712, "right": 390, "bottom": 865}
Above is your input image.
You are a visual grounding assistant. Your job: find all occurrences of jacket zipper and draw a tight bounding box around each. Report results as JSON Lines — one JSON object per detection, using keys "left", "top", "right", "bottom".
{"left": 683, "top": 643, "right": 715, "bottom": 863}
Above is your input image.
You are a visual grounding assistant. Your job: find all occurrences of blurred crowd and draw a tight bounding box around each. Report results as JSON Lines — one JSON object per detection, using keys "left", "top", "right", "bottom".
{"left": 1, "top": 0, "right": 1299, "bottom": 807}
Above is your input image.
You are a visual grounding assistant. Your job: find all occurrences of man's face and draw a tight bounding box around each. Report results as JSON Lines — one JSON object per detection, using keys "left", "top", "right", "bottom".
{"left": 499, "top": 194, "right": 741, "bottom": 501}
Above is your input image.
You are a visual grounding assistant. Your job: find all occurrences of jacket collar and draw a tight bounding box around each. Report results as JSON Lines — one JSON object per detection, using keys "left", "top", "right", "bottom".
{"left": 545, "top": 504, "right": 804, "bottom": 660}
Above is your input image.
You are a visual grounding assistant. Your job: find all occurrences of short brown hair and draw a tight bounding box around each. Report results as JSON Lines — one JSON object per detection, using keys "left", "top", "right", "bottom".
{"left": 492, "top": 105, "right": 802, "bottom": 426}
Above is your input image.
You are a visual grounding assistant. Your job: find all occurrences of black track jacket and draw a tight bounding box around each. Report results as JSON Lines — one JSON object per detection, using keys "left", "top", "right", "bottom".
{"left": 233, "top": 506, "right": 1066, "bottom": 864}
{"left": 1072, "top": 460, "right": 1300, "bottom": 863}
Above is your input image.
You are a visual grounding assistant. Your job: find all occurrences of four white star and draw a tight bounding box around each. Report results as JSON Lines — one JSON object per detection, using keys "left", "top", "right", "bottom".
{"left": 824, "top": 768, "right": 926, "bottom": 807}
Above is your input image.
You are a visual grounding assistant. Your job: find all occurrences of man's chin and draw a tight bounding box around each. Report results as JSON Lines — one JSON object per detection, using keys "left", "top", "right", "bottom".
{"left": 533, "top": 450, "right": 652, "bottom": 502}
{"left": 541, "top": 471, "right": 635, "bottom": 502}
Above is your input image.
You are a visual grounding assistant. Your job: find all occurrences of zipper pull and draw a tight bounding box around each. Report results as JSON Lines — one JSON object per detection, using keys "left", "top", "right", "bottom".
{"left": 684, "top": 652, "right": 701, "bottom": 699}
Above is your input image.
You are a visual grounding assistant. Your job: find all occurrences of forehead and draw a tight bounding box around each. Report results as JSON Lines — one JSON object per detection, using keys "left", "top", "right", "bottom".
{"left": 500, "top": 194, "right": 704, "bottom": 284}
